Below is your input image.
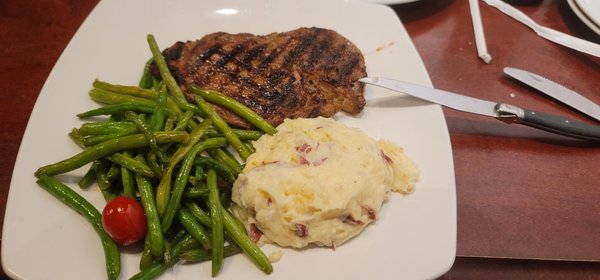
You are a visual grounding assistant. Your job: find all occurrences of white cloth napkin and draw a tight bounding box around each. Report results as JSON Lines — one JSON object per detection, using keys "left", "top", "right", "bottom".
{"left": 482, "top": 0, "right": 600, "bottom": 58}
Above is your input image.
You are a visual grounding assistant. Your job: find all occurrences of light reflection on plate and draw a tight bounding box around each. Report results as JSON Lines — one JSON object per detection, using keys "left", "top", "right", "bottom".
{"left": 215, "top": 8, "right": 240, "bottom": 16}
{"left": 1, "top": 0, "right": 456, "bottom": 279}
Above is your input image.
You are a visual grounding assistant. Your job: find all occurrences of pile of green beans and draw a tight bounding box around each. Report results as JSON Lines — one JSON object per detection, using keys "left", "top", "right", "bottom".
{"left": 34, "top": 34, "right": 276, "bottom": 280}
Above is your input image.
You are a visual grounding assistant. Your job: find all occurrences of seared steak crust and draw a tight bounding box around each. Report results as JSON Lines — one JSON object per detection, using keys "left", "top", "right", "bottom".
{"left": 158, "top": 27, "right": 367, "bottom": 128}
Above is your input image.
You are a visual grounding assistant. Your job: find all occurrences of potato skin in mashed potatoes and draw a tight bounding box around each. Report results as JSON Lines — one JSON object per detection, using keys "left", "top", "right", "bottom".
{"left": 231, "top": 117, "right": 419, "bottom": 248}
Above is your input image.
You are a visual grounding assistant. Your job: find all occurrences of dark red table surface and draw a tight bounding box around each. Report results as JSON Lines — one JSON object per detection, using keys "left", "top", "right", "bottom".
{"left": 2, "top": 0, "right": 600, "bottom": 278}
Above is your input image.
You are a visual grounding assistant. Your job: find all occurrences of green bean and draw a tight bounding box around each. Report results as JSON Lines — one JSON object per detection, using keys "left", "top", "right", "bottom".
{"left": 180, "top": 245, "right": 242, "bottom": 263}
{"left": 207, "top": 148, "right": 242, "bottom": 175}
{"left": 94, "top": 79, "right": 158, "bottom": 100}
{"left": 78, "top": 165, "right": 96, "bottom": 189}
{"left": 125, "top": 111, "right": 167, "bottom": 163}
{"left": 152, "top": 78, "right": 161, "bottom": 90}
{"left": 177, "top": 208, "right": 211, "bottom": 250}
{"left": 193, "top": 164, "right": 205, "bottom": 182}
{"left": 191, "top": 86, "right": 277, "bottom": 135}
{"left": 111, "top": 152, "right": 155, "bottom": 178}
{"left": 147, "top": 34, "right": 202, "bottom": 120}
{"left": 161, "top": 137, "right": 227, "bottom": 232}
{"left": 78, "top": 121, "right": 137, "bottom": 136}
{"left": 207, "top": 169, "right": 224, "bottom": 276}
{"left": 94, "top": 160, "right": 116, "bottom": 202}
{"left": 129, "top": 262, "right": 167, "bottom": 280}
{"left": 244, "top": 141, "right": 255, "bottom": 153}
{"left": 34, "top": 131, "right": 189, "bottom": 177}
{"left": 219, "top": 189, "right": 232, "bottom": 209}
{"left": 191, "top": 168, "right": 209, "bottom": 183}
{"left": 172, "top": 234, "right": 200, "bottom": 256}
{"left": 183, "top": 185, "right": 208, "bottom": 199}
{"left": 155, "top": 119, "right": 212, "bottom": 217}
{"left": 219, "top": 145, "right": 236, "bottom": 158}
{"left": 173, "top": 110, "right": 194, "bottom": 132}
{"left": 186, "top": 176, "right": 201, "bottom": 189}
{"left": 163, "top": 116, "right": 175, "bottom": 131}
{"left": 179, "top": 248, "right": 209, "bottom": 263}
{"left": 166, "top": 234, "right": 200, "bottom": 268}
{"left": 139, "top": 58, "right": 154, "bottom": 89}
{"left": 68, "top": 128, "right": 86, "bottom": 148}
{"left": 89, "top": 88, "right": 156, "bottom": 108}
{"left": 139, "top": 235, "right": 155, "bottom": 271}
{"left": 147, "top": 34, "right": 202, "bottom": 115}
{"left": 185, "top": 202, "right": 211, "bottom": 228}
{"left": 162, "top": 240, "right": 174, "bottom": 267}
{"left": 149, "top": 86, "right": 168, "bottom": 132}
{"left": 195, "top": 95, "right": 252, "bottom": 160}
{"left": 146, "top": 152, "right": 163, "bottom": 180}
{"left": 223, "top": 209, "right": 272, "bottom": 274}
{"left": 107, "top": 162, "right": 121, "bottom": 183}
{"left": 81, "top": 131, "right": 137, "bottom": 147}
{"left": 236, "top": 129, "right": 263, "bottom": 140}
{"left": 135, "top": 155, "right": 164, "bottom": 258}
{"left": 146, "top": 34, "right": 188, "bottom": 107}
{"left": 205, "top": 127, "right": 264, "bottom": 140}
{"left": 77, "top": 103, "right": 155, "bottom": 118}
{"left": 93, "top": 80, "right": 184, "bottom": 122}
{"left": 146, "top": 34, "right": 204, "bottom": 118}
{"left": 194, "top": 156, "right": 236, "bottom": 183}
{"left": 165, "top": 95, "right": 186, "bottom": 117}
{"left": 36, "top": 175, "right": 120, "bottom": 280}
{"left": 120, "top": 164, "right": 135, "bottom": 198}
{"left": 133, "top": 234, "right": 199, "bottom": 280}
{"left": 167, "top": 228, "right": 188, "bottom": 246}
{"left": 157, "top": 92, "right": 202, "bottom": 121}
{"left": 227, "top": 208, "right": 248, "bottom": 236}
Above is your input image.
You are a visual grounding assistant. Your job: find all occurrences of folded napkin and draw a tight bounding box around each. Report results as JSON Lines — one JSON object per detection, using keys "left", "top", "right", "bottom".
{"left": 483, "top": 0, "right": 600, "bottom": 58}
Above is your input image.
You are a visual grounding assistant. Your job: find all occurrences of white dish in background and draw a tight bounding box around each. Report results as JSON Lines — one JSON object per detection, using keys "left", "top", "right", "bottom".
{"left": 358, "top": 0, "right": 422, "bottom": 5}
{"left": 568, "top": 0, "right": 600, "bottom": 36}
{"left": 1, "top": 0, "right": 456, "bottom": 279}
{"left": 573, "top": 0, "right": 600, "bottom": 28}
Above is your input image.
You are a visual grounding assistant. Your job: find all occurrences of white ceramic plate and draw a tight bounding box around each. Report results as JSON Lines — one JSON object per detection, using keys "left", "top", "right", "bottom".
{"left": 569, "top": 0, "right": 600, "bottom": 36}
{"left": 573, "top": 0, "right": 600, "bottom": 27}
{"left": 1, "top": 0, "right": 456, "bottom": 279}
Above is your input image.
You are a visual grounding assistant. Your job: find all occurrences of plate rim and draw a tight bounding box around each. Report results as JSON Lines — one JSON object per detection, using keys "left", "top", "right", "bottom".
{"left": 568, "top": 0, "right": 600, "bottom": 36}
{"left": 573, "top": 0, "right": 600, "bottom": 27}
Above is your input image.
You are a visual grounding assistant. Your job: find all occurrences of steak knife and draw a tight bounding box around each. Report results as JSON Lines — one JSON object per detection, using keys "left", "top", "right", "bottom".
{"left": 503, "top": 67, "right": 600, "bottom": 122}
{"left": 359, "top": 77, "right": 600, "bottom": 142}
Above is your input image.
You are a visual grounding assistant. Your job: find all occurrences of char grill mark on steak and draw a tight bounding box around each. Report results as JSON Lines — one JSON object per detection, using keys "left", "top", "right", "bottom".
{"left": 215, "top": 43, "right": 245, "bottom": 68}
{"left": 257, "top": 40, "right": 290, "bottom": 70}
{"left": 155, "top": 27, "right": 367, "bottom": 128}
{"left": 341, "top": 56, "right": 360, "bottom": 80}
{"left": 242, "top": 44, "right": 266, "bottom": 65}
{"left": 282, "top": 31, "right": 318, "bottom": 69}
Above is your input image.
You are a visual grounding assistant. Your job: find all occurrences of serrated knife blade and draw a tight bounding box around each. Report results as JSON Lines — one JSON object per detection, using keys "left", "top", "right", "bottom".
{"left": 503, "top": 67, "right": 600, "bottom": 122}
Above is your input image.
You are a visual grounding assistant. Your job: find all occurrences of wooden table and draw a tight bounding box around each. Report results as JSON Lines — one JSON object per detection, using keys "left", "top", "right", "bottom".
{"left": 1, "top": 0, "right": 600, "bottom": 278}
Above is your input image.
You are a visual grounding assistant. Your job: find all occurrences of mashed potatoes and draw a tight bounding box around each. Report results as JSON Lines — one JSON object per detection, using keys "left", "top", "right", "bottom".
{"left": 231, "top": 117, "right": 419, "bottom": 248}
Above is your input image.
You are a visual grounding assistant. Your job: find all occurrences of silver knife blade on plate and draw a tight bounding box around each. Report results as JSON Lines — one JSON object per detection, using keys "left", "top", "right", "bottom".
{"left": 359, "top": 77, "right": 600, "bottom": 142}
{"left": 503, "top": 67, "right": 600, "bottom": 122}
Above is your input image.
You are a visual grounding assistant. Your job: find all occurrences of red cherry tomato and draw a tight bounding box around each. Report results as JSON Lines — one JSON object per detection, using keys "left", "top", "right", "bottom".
{"left": 102, "top": 196, "right": 147, "bottom": 246}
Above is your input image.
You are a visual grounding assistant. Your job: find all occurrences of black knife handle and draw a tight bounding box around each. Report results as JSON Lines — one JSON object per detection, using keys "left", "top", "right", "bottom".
{"left": 495, "top": 103, "right": 600, "bottom": 142}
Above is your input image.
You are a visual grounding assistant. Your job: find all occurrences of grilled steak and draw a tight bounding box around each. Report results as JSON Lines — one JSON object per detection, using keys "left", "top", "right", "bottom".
{"left": 155, "top": 27, "right": 367, "bottom": 129}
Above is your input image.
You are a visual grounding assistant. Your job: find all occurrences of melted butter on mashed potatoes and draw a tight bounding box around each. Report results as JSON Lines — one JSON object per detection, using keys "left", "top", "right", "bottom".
{"left": 231, "top": 117, "right": 419, "bottom": 249}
